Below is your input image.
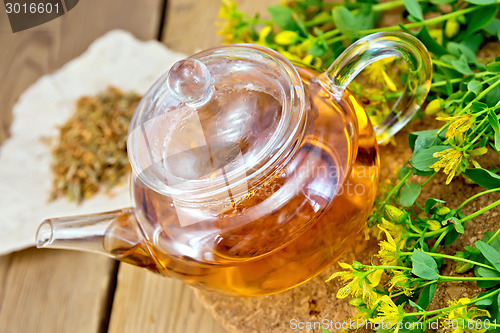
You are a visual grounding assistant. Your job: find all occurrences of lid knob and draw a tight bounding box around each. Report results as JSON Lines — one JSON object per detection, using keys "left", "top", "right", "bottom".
{"left": 166, "top": 58, "right": 213, "bottom": 105}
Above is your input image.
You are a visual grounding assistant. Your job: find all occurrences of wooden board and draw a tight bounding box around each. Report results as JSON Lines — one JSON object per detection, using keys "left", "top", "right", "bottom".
{"left": 162, "top": 0, "right": 272, "bottom": 54}
{"left": 0, "top": 249, "right": 115, "bottom": 333}
{"left": 0, "top": 1, "right": 165, "bottom": 332}
{"left": 0, "top": 0, "right": 164, "bottom": 144}
{"left": 108, "top": 264, "right": 226, "bottom": 333}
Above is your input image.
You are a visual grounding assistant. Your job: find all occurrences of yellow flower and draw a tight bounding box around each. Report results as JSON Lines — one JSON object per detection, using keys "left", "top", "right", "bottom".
{"left": 445, "top": 19, "right": 460, "bottom": 39}
{"left": 377, "top": 226, "right": 401, "bottom": 266}
{"left": 388, "top": 271, "right": 415, "bottom": 296}
{"left": 364, "top": 57, "right": 398, "bottom": 92}
{"left": 443, "top": 298, "right": 490, "bottom": 333}
{"left": 341, "top": 310, "right": 368, "bottom": 333}
{"left": 430, "top": 148, "right": 463, "bottom": 184}
{"left": 327, "top": 263, "right": 382, "bottom": 307}
{"left": 429, "top": 29, "right": 443, "bottom": 45}
{"left": 437, "top": 115, "right": 474, "bottom": 140}
{"left": 370, "top": 296, "right": 404, "bottom": 331}
{"left": 258, "top": 25, "right": 272, "bottom": 43}
{"left": 274, "top": 30, "right": 299, "bottom": 45}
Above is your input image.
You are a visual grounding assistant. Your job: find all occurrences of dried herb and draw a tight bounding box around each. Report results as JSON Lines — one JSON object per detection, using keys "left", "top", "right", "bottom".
{"left": 50, "top": 87, "right": 142, "bottom": 202}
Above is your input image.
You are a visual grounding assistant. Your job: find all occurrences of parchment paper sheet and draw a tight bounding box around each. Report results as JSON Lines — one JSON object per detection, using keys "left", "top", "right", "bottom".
{"left": 0, "top": 30, "right": 185, "bottom": 255}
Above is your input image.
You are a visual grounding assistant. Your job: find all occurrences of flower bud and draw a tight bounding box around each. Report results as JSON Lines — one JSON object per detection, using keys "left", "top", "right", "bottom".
{"left": 445, "top": 19, "right": 460, "bottom": 39}
{"left": 385, "top": 205, "right": 405, "bottom": 222}
{"left": 274, "top": 30, "right": 299, "bottom": 45}
{"left": 425, "top": 99, "right": 442, "bottom": 115}
{"left": 470, "top": 147, "right": 488, "bottom": 156}
{"left": 349, "top": 298, "right": 363, "bottom": 306}
{"left": 426, "top": 219, "right": 441, "bottom": 231}
{"left": 436, "top": 206, "right": 451, "bottom": 215}
{"left": 352, "top": 261, "right": 364, "bottom": 270}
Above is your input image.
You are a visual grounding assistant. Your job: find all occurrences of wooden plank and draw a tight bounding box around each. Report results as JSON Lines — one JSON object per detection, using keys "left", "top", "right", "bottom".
{"left": 162, "top": 0, "right": 272, "bottom": 54}
{"left": 108, "top": 264, "right": 226, "bottom": 333}
{"left": 0, "top": 1, "right": 164, "bottom": 332}
{"left": 0, "top": 249, "right": 115, "bottom": 333}
{"left": 0, "top": 0, "right": 165, "bottom": 144}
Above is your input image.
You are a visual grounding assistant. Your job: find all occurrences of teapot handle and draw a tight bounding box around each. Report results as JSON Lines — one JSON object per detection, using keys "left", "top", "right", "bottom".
{"left": 321, "top": 31, "right": 432, "bottom": 143}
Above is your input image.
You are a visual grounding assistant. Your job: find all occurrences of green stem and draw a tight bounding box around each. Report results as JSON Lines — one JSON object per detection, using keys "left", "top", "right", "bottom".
{"left": 456, "top": 188, "right": 500, "bottom": 211}
{"left": 401, "top": 251, "right": 495, "bottom": 270}
{"left": 422, "top": 172, "right": 437, "bottom": 187}
{"left": 408, "top": 288, "right": 500, "bottom": 317}
{"left": 325, "top": 6, "right": 479, "bottom": 45}
{"left": 432, "top": 59, "right": 456, "bottom": 70}
{"left": 365, "top": 264, "right": 412, "bottom": 271}
{"left": 430, "top": 72, "right": 495, "bottom": 88}
{"left": 465, "top": 123, "right": 491, "bottom": 149}
{"left": 461, "top": 74, "right": 500, "bottom": 114}
{"left": 382, "top": 169, "right": 413, "bottom": 206}
{"left": 439, "top": 276, "right": 500, "bottom": 282}
{"left": 408, "top": 225, "right": 453, "bottom": 238}
{"left": 306, "top": 0, "right": 406, "bottom": 27}
{"left": 461, "top": 198, "right": 500, "bottom": 222}
{"left": 487, "top": 228, "right": 500, "bottom": 244}
{"left": 430, "top": 230, "right": 448, "bottom": 253}
{"left": 359, "top": 6, "right": 479, "bottom": 35}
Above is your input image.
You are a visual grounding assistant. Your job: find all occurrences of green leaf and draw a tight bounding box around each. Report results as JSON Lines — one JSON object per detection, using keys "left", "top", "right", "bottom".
{"left": 417, "top": 283, "right": 437, "bottom": 310}
{"left": 409, "top": 299, "right": 423, "bottom": 310}
{"left": 484, "top": 231, "right": 500, "bottom": 252}
{"left": 475, "top": 267, "right": 500, "bottom": 288}
{"left": 398, "top": 166, "right": 413, "bottom": 180}
{"left": 332, "top": 6, "right": 357, "bottom": 39}
{"left": 399, "top": 182, "right": 422, "bottom": 207}
{"left": 484, "top": 18, "right": 500, "bottom": 36}
{"left": 468, "top": 80, "right": 482, "bottom": 95}
{"left": 424, "top": 198, "right": 446, "bottom": 213}
{"left": 476, "top": 240, "right": 500, "bottom": 271}
{"left": 404, "top": 0, "right": 424, "bottom": 21}
{"left": 489, "top": 110, "right": 500, "bottom": 134}
{"left": 409, "top": 129, "right": 440, "bottom": 154}
{"left": 308, "top": 43, "right": 326, "bottom": 57}
{"left": 475, "top": 292, "right": 494, "bottom": 306}
{"left": 464, "top": 168, "right": 500, "bottom": 190}
{"left": 443, "top": 228, "right": 461, "bottom": 246}
{"left": 450, "top": 216, "right": 465, "bottom": 234}
{"left": 471, "top": 101, "right": 488, "bottom": 113}
{"left": 464, "top": 0, "right": 499, "bottom": 4}
{"left": 486, "top": 85, "right": 500, "bottom": 107}
{"left": 268, "top": 5, "right": 297, "bottom": 31}
{"left": 486, "top": 61, "right": 500, "bottom": 73}
{"left": 476, "top": 267, "right": 500, "bottom": 278}
{"left": 430, "top": 0, "right": 454, "bottom": 4}
{"left": 464, "top": 5, "right": 499, "bottom": 38}
{"left": 451, "top": 54, "right": 474, "bottom": 75}
{"left": 495, "top": 133, "right": 500, "bottom": 151}
{"left": 417, "top": 27, "right": 448, "bottom": 57}
{"left": 411, "top": 250, "right": 440, "bottom": 280}
{"left": 410, "top": 145, "right": 451, "bottom": 173}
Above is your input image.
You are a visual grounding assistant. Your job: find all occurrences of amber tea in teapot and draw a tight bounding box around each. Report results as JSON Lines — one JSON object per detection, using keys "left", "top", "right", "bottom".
{"left": 37, "top": 32, "right": 431, "bottom": 296}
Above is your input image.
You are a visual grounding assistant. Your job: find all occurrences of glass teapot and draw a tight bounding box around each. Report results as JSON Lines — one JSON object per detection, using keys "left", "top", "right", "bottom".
{"left": 36, "top": 32, "right": 431, "bottom": 296}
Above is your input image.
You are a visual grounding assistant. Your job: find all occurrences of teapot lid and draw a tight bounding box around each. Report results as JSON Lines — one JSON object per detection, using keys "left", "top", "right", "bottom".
{"left": 128, "top": 44, "right": 305, "bottom": 202}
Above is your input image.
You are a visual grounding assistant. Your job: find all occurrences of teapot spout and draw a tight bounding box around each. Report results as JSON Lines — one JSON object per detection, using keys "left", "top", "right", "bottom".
{"left": 36, "top": 208, "right": 166, "bottom": 274}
